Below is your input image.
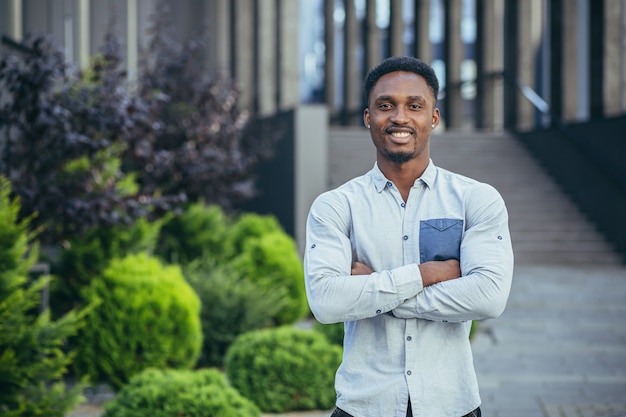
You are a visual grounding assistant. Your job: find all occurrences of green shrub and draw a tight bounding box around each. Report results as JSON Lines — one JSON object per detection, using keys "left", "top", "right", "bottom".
{"left": 156, "top": 203, "right": 229, "bottom": 265}
{"left": 0, "top": 178, "right": 36, "bottom": 296}
{"left": 157, "top": 204, "right": 308, "bottom": 326}
{"left": 225, "top": 326, "right": 342, "bottom": 413}
{"left": 314, "top": 321, "right": 344, "bottom": 346}
{"left": 184, "top": 257, "right": 287, "bottom": 367}
{"left": 0, "top": 277, "right": 88, "bottom": 417}
{"left": 230, "top": 231, "right": 308, "bottom": 325}
{"left": 0, "top": 176, "right": 87, "bottom": 417}
{"left": 50, "top": 217, "right": 164, "bottom": 315}
{"left": 73, "top": 253, "right": 202, "bottom": 389}
{"left": 221, "top": 212, "right": 284, "bottom": 259}
{"left": 102, "top": 368, "right": 260, "bottom": 417}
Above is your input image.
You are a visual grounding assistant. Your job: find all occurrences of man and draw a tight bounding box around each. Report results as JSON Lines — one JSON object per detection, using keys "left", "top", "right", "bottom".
{"left": 304, "top": 56, "right": 514, "bottom": 417}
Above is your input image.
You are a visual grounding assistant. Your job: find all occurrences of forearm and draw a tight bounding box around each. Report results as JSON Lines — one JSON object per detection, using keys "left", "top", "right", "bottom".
{"left": 392, "top": 260, "right": 513, "bottom": 321}
{"left": 353, "top": 259, "right": 460, "bottom": 286}
{"left": 418, "top": 259, "right": 461, "bottom": 286}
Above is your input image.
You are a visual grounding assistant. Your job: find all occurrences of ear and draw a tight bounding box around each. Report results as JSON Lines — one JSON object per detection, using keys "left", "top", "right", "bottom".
{"left": 363, "top": 108, "right": 370, "bottom": 128}
{"left": 432, "top": 107, "right": 440, "bottom": 129}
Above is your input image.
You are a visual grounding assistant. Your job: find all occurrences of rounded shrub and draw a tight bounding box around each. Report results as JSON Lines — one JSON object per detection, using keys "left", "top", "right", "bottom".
{"left": 156, "top": 203, "right": 229, "bottom": 265}
{"left": 225, "top": 326, "right": 342, "bottom": 413}
{"left": 51, "top": 218, "right": 164, "bottom": 315}
{"left": 102, "top": 368, "right": 260, "bottom": 417}
{"left": 73, "top": 253, "right": 202, "bottom": 389}
{"left": 230, "top": 231, "right": 308, "bottom": 325}
{"left": 221, "top": 212, "right": 284, "bottom": 259}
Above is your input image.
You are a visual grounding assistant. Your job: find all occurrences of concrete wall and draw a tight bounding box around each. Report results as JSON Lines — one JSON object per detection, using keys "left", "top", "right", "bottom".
{"left": 295, "top": 105, "right": 328, "bottom": 253}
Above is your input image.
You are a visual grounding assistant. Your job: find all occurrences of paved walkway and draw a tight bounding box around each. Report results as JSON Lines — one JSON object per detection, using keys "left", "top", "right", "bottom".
{"left": 472, "top": 264, "right": 626, "bottom": 417}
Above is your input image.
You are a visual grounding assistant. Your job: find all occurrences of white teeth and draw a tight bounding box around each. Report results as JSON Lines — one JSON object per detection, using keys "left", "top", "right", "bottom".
{"left": 391, "top": 132, "right": 410, "bottom": 138}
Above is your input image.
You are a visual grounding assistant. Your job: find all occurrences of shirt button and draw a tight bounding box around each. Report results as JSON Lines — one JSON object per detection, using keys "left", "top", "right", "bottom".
{"left": 406, "top": 336, "right": 412, "bottom": 341}
{"left": 407, "top": 370, "right": 412, "bottom": 376}
{"left": 376, "top": 309, "right": 382, "bottom": 314}
{"left": 386, "top": 181, "right": 393, "bottom": 187}
{"left": 403, "top": 235, "right": 408, "bottom": 240}
{"left": 401, "top": 202, "right": 406, "bottom": 208}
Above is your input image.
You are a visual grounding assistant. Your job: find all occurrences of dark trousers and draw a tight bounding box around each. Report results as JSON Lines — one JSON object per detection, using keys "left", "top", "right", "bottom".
{"left": 331, "top": 405, "right": 481, "bottom": 417}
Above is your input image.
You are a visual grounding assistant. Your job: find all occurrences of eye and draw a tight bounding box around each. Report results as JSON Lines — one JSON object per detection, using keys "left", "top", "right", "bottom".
{"left": 409, "top": 103, "right": 423, "bottom": 110}
{"left": 377, "top": 103, "right": 392, "bottom": 110}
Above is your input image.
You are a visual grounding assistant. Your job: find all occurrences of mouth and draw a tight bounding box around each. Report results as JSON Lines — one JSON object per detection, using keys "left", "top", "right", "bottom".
{"left": 385, "top": 128, "right": 414, "bottom": 144}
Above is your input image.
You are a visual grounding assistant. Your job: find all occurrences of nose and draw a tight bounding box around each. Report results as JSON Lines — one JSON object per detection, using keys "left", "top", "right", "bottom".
{"left": 390, "top": 106, "right": 409, "bottom": 124}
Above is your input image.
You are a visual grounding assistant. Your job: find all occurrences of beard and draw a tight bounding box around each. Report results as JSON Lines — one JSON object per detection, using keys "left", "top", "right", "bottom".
{"left": 386, "top": 150, "right": 416, "bottom": 164}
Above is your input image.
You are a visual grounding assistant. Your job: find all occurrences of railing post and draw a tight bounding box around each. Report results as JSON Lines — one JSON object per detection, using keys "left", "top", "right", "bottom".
{"left": 589, "top": 0, "right": 605, "bottom": 119}
{"left": 548, "top": 0, "right": 563, "bottom": 128}
{"left": 503, "top": 0, "right": 518, "bottom": 130}
{"left": 442, "top": 0, "right": 464, "bottom": 129}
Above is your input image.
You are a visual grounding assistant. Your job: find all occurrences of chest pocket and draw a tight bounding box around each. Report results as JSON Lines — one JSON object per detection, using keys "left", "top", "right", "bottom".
{"left": 419, "top": 218, "right": 463, "bottom": 262}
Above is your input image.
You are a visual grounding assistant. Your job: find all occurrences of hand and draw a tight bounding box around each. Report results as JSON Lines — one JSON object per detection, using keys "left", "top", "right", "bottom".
{"left": 351, "top": 261, "right": 374, "bottom": 275}
{"left": 419, "top": 259, "right": 461, "bottom": 287}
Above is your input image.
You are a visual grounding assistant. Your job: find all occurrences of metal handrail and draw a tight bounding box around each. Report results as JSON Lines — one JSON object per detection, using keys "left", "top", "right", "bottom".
{"left": 516, "top": 83, "right": 550, "bottom": 115}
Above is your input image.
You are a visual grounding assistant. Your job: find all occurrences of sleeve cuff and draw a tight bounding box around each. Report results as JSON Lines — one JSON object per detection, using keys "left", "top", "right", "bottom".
{"left": 392, "top": 263, "right": 423, "bottom": 302}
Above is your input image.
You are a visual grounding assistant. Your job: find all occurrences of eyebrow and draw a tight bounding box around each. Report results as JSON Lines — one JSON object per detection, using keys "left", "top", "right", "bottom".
{"left": 374, "top": 95, "right": 428, "bottom": 103}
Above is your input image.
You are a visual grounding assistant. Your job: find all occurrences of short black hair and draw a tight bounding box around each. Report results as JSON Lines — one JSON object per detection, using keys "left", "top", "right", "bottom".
{"left": 364, "top": 56, "right": 439, "bottom": 104}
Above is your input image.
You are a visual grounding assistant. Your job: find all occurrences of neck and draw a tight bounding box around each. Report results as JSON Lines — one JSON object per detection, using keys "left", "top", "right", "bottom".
{"left": 378, "top": 156, "right": 429, "bottom": 201}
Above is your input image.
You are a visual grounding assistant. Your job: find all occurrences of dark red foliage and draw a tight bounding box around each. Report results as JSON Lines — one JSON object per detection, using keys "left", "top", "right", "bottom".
{"left": 0, "top": 8, "right": 277, "bottom": 245}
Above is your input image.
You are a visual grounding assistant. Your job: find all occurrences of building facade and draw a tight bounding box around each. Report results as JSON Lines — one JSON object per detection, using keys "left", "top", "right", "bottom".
{"left": 2, "top": 0, "right": 626, "bottom": 255}
{"left": 3, "top": 0, "right": 624, "bottom": 129}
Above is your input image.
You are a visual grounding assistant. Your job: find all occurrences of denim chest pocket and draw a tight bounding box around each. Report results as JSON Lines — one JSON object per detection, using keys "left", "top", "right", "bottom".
{"left": 419, "top": 218, "right": 463, "bottom": 263}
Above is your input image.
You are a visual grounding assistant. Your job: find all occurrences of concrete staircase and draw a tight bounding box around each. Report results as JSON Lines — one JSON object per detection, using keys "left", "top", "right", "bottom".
{"left": 328, "top": 127, "right": 623, "bottom": 265}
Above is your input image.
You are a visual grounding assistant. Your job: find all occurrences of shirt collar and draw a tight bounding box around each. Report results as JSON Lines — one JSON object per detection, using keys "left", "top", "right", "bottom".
{"left": 420, "top": 160, "right": 436, "bottom": 188}
{"left": 371, "top": 159, "right": 437, "bottom": 193}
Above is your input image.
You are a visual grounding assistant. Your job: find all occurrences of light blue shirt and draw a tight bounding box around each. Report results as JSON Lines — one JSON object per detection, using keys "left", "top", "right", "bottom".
{"left": 304, "top": 161, "right": 514, "bottom": 417}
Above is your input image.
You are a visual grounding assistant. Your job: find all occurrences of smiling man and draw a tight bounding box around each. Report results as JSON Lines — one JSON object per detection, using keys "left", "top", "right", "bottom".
{"left": 304, "top": 56, "right": 514, "bottom": 417}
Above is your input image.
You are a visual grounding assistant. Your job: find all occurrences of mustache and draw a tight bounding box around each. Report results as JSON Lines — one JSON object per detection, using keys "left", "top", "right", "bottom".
{"left": 385, "top": 125, "right": 416, "bottom": 135}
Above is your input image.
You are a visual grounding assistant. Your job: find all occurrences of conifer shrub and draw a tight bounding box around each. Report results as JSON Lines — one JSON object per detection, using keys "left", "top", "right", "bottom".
{"left": 183, "top": 257, "right": 287, "bottom": 368}
{"left": 225, "top": 326, "right": 342, "bottom": 413}
{"left": 73, "top": 253, "right": 202, "bottom": 389}
{"left": 0, "top": 176, "right": 87, "bottom": 417}
{"left": 102, "top": 368, "right": 260, "bottom": 417}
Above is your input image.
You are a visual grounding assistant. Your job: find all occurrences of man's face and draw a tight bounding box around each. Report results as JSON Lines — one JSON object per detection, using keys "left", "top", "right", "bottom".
{"left": 364, "top": 71, "right": 439, "bottom": 165}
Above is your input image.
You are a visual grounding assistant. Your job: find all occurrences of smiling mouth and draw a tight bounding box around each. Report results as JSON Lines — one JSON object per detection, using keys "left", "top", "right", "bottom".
{"left": 386, "top": 130, "right": 413, "bottom": 144}
{"left": 390, "top": 131, "right": 411, "bottom": 138}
